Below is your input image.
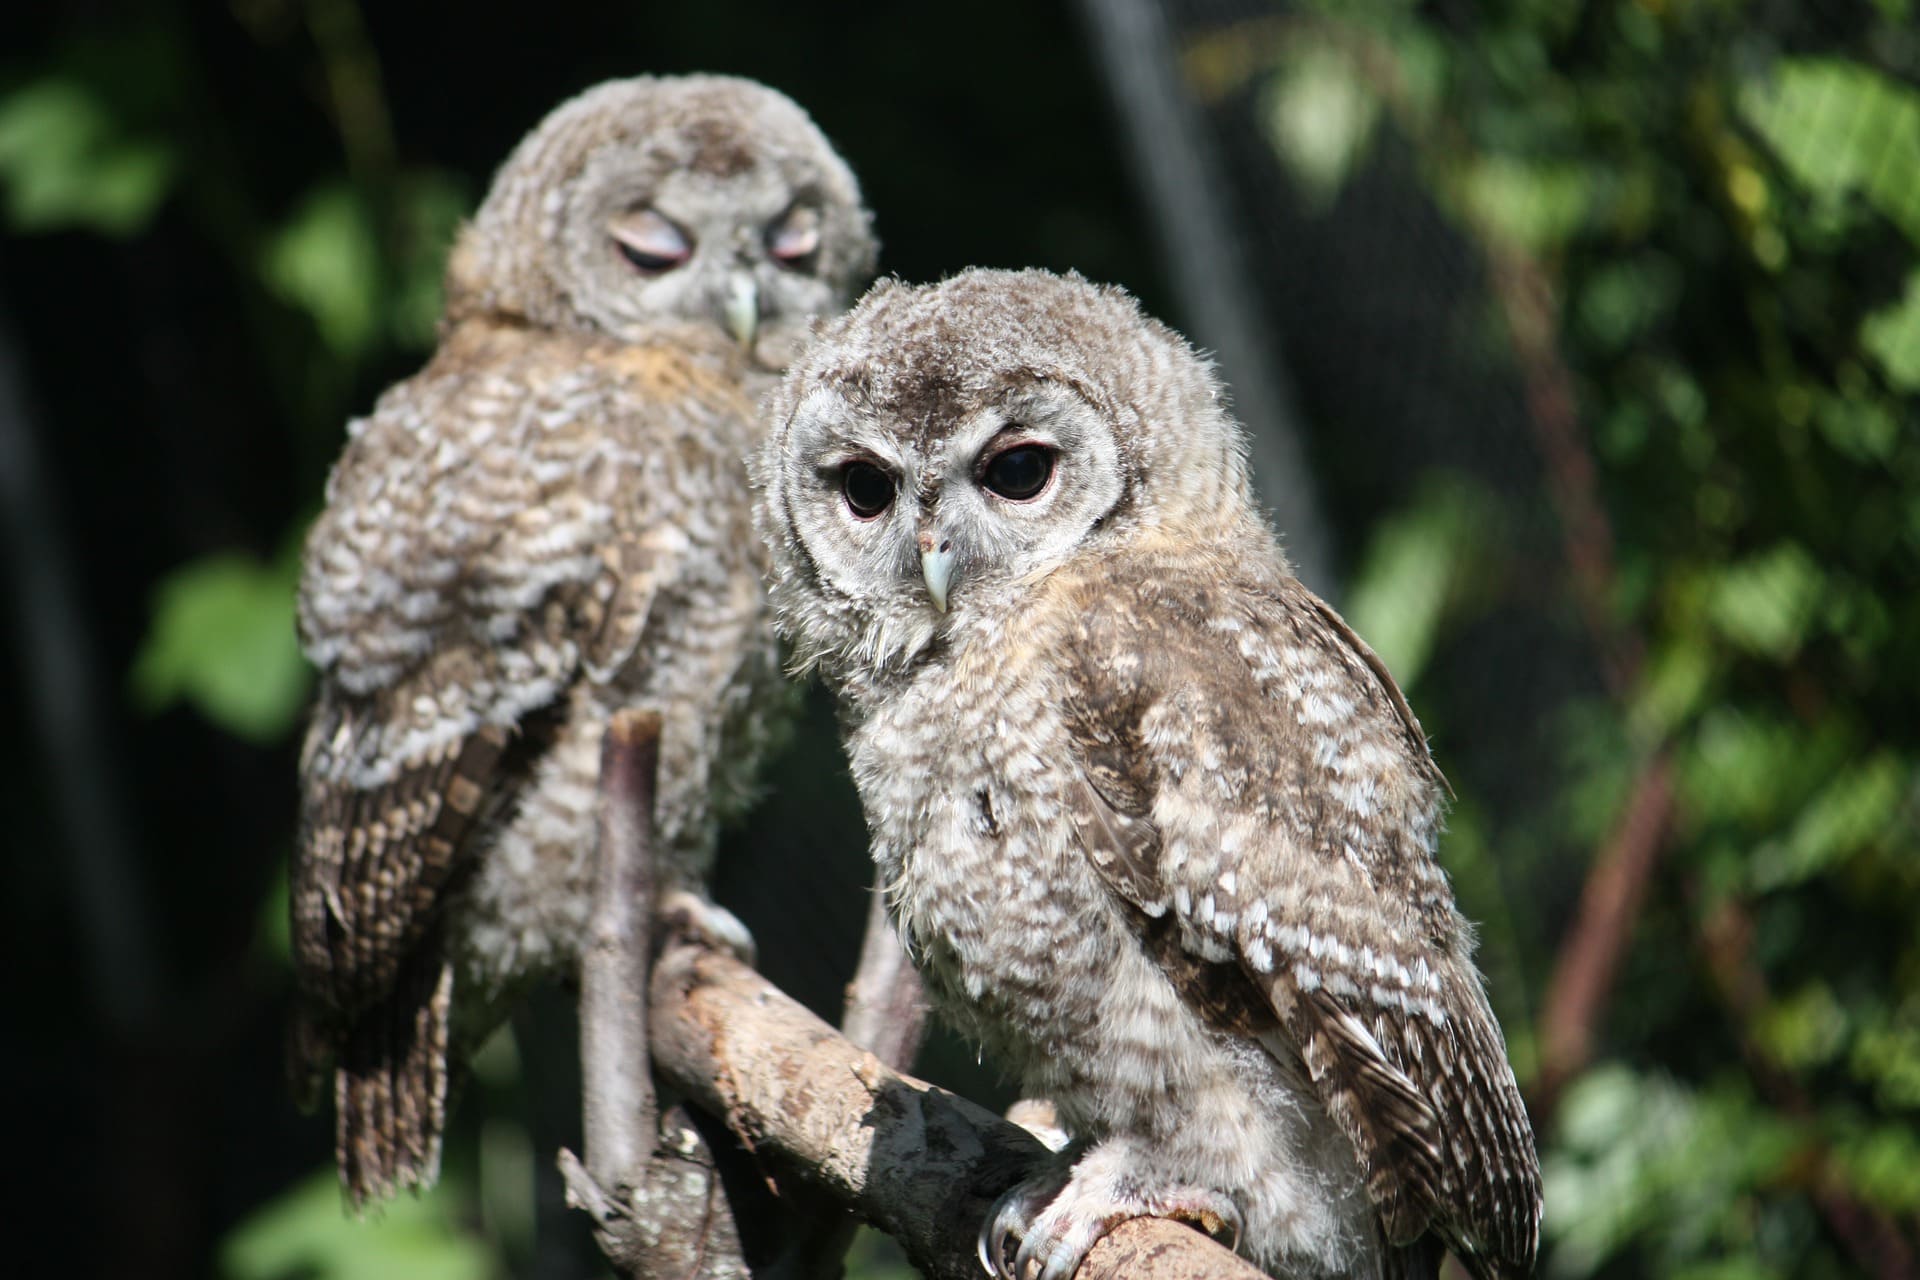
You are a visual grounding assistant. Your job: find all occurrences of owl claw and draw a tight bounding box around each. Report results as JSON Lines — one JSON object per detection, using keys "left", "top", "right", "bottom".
{"left": 658, "top": 890, "right": 756, "bottom": 966}
{"left": 981, "top": 1167, "right": 1069, "bottom": 1279}
{"left": 980, "top": 1159, "right": 1243, "bottom": 1280}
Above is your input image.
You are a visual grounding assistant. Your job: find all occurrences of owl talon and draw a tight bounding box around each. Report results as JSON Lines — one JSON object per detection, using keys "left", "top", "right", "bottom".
{"left": 981, "top": 1156, "right": 1243, "bottom": 1280}
{"left": 981, "top": 1166, "right": 1070, "bottom": 1279}
{"left": 658, "top": 889, "right": 756, "bottom": 966}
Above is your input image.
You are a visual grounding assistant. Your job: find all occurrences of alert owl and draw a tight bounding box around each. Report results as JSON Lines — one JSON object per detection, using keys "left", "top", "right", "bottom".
{"left": 290, "top": 74, "right": 875, "bottom": 1205}
{"left": 755, "top": 269, "right": 1540, "bottom": 1279}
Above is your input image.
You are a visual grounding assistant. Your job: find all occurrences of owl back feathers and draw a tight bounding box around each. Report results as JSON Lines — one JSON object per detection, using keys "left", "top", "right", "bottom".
{"left": 291, "top": 317, "right": 764, "bottom": 1203}
{"left": 1052, "top": 552, "right": 1541, "bottom": 1275}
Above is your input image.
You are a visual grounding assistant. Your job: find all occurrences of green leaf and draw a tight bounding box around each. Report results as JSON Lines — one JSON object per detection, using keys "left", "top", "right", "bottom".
{"left": 845, "top": 1227, "right": 919, "bottom": 1280}
{"left": 1852, "top": 1015, "right": 1920, "bottom": 1110}
{"left": 1740, "top": 57, "right": 1920, "bottom": 247}
{"left": 1545, "top": 1068, "right": 1802, "bottom": 1273}
{"left": 1459, "top": 155, "right": 1593, "bottom": 252}
{"left": 390, "top": 170, "right": 473, "bottom": 350}
{"left": 1259, "top": 45, "right": 1382, "bottom": 210}
{"left": 1812, "top": 383, "right": 1902, "bottom": 462}
{"left": 1833, "top": 1123, "right": 1920, "bottom": 1213}
{"left": 219, "top": 1168, "right": 496, "bottom": 1280}
{"left": 1751, "top": 753, "right": 1910, "bottom": 889}
{"left": 1341, "top": 477, "right": 1492, "bottom": 689}
{"left": 1704, "top": 543, "right": 1823, "bottom": 660}
{"left": 1755, "top": 981, "right": 1849, "bottom": 1071}
{"left": 1680, "top": 708, "right": 1823, "bottom": 833}
{"left": 1861, "top": 268, "right": 1920, "bottom": 392}
{"left": 1630, "top": 636, "right": 1715, "bottom": 739}
{"left": 263, "top": 182, "right": 382, "bottom": 357}
{"left": 130, "top": 548, "right": 310, "bottom": 744}
{"left": 0, "top": 78, "right": 174, "bottom": 235}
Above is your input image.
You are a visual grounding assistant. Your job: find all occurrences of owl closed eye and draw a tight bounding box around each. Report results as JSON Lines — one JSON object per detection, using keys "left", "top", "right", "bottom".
{"left": 290, "top": 74, "right": 874, "bottom": 1207}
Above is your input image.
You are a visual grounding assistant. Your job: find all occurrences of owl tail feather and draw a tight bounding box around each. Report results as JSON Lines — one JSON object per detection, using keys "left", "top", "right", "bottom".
{"left": 335, "top": 958, "right": 455, "bottom": 1208}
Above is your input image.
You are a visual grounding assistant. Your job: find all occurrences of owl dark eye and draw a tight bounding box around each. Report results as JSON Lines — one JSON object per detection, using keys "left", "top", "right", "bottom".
{"left": 840, "top": 461, "right": 895, "bottom": 519}
{"left": 610, "top": 208, "right": 692, "bottom": 273}
{"left": 980, "top": 445, "right": 1055, "bottom": 501}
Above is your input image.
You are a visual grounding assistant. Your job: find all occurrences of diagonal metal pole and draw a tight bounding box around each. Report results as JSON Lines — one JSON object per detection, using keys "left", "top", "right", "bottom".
{"left": 1071, "top": 0, "right": 1337, "bottom": 597}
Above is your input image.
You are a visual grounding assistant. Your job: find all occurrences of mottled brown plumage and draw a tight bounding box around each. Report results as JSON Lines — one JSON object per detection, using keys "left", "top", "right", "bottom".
{"left": 755, "top": 269, "right": 1539, "bottom": 1278}
{"left": 291, "top": 75, "right": 875, "bottom": 1205}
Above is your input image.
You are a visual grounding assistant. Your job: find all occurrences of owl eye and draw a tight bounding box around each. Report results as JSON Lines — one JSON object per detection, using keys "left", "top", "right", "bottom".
{"left": 840, "top": 461, "right": 895, "bottom": 519}
{"left": 768, "top": 205, "right": 822, "bottom": 269}
{"left": 980, "top": 445, "right": 1055, "bottom": 502}
{"left": 610, "top": 208, "right": 693, "bottom": 273}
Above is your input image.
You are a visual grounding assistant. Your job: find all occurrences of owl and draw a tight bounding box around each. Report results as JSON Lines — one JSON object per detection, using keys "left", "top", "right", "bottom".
{"left": 755, "top": 269, "right": 1541, "bottom": 1280}
{"left": 289, "top": 74, "right": 876, "bottom": 1206}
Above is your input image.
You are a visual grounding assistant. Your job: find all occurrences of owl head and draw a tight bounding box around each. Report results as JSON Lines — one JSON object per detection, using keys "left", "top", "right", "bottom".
{"left": 446, "top": 74, "right": 876, "bottom": 364}
{"left": 755, "top": 268, "right": 1260, "bottom": 689}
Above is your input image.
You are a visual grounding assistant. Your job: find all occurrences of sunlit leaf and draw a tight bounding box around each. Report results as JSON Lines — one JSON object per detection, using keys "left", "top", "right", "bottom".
{"left": 1459, "top": 156, "right": 1593, "bottom": 251}
{"left": 1852, "top": 1015, "right": 1920, "bottom": 1110}
{"left": 1755, "top": 982, "right": 1848, "bottom": 1071}
{"left": 130, "top": 547, "right": 309, "bottom": 743}
{"left": 0, "top": 77, "right": 174, "bottom": 235}
{"left": 1259, "top": 45, "right": 1381, "bottom": 209}
{"left": 263, "top": 182, "right": 382, "bottom": 357}
{"left": 219, "top": 1168, "right": 496, "bottom": 1280}
{"left": 1678, "top": 709, "right": 1803, "bottom": 831}
{"left": 1861, "top": 267, "right": 1920, "bottom": 392}
{"left": 1812, "top": 384, "right": 1901, "bottom": 462}
{"left": 1703, "top": 543, "right": 1823, "bottom": 660}
{"left": 1741, "top": 57, "right": 1920, "bottom": 246}
{"left": 1341, "top": 477, "right": 1493, "bottom": 689}
{"left": 1751, "top": 753, "right": 1909, "bottom": 889}
{"left": 1629, "top": 637, "right": 1715, "bottom": 740}
{"left": 1545, "top": 1067, "right": 1801, "bottom": 1274}
{"left": 1833, "top": 1123, "right": 1920, "bottom": 1213}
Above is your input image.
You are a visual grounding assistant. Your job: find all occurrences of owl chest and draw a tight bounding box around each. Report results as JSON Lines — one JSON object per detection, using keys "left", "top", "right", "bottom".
{"left": 850, "top": 675, "right": 1123, "bottom": 1049}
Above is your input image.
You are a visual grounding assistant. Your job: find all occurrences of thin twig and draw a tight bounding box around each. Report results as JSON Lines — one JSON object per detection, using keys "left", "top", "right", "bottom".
{"left": 648, "top": 944, "right": 1267, "bottom": 1280}
{"left": 580, "top": 708, "right": 662, "bottom": 1188}
{"left": 1533, "top": 748, "right": 1673, "bottom": 1113}
{"left": 841, "top": 871, "right": 928, "bottom": 1070}
{"left": 564, "top": 708, "right": 750, "bottom": 1277}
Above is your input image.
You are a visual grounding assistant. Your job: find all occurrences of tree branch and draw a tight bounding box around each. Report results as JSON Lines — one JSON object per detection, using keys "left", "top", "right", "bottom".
{"left": 563, "top": 708, "right": 751, "bottom": 1277}
{"left": 580, "top": 708, "right": 663, "bottom": 1186}
{"left": 840, "top": 872, "right": 928, "bottom": 1070}
{"left": 1532, "top": 747, "right": 1673, "bottom": 1113}
{"left": 648, "top": 943, "right": 1267, "bottom": 1280}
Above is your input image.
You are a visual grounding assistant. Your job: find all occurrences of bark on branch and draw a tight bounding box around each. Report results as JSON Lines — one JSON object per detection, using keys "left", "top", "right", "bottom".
{"left": 648, "top": 942, "right": 1267, "bottom": 1280}
{"left": 563, "top": 708, "right": 751, "bottom": 1277}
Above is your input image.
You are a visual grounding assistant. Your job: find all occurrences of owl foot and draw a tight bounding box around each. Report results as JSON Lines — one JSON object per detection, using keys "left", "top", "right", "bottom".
{"left": 658, "top": 889, "right": 756, "bottom": 966}
{"left": 978, "top": 1150, "right": 1242, "bottom": 1280}
{"left": 1004, "top": 1097, "right": 1071, "bottom": 1153}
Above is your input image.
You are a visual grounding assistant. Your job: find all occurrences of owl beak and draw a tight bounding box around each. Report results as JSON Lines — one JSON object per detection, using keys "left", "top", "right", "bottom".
{"left": 723, "top": 273, "right": 759, "bottom": 347}
{"left": 919, "top": 531, "right": 958, "bottom": 613}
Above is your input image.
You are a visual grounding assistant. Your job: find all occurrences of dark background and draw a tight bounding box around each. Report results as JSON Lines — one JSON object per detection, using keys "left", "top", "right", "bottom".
{"left": 4, "top": 2, "right": 1916, "bottom": 1277}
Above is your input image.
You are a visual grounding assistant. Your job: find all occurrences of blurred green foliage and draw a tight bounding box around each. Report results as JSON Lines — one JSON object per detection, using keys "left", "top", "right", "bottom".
{"left": 220, "top": 1170, "right": 496, "bottom": 1280}
{"left": 0, "top": 75, "right": 175, "bottom": 234}
{"left": 130, "top": 545, "right": 310, "bottom": 745}
{"left": 1243, "top": 0, "right": 1920, "bottom": 1275}
{"left": 9, "top": 0, "right": 1917, "bottom": 1275}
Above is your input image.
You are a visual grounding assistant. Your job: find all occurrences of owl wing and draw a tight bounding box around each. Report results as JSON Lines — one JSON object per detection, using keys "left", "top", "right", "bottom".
{"left": 291, "top": 330, "right": 749, "bottom": 1035}
{"left": 1058, "top": 566, "right": 1540, "bottom": 1277}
